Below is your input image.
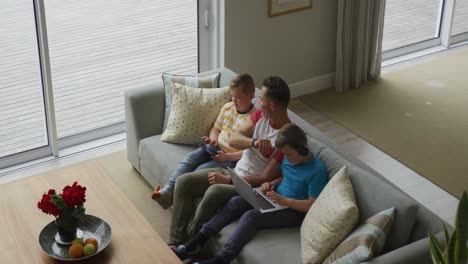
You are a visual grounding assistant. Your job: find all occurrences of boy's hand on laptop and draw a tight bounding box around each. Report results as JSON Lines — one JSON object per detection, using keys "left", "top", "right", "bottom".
{"left": 201, "top": 136, "right": 217, "bottom": 146}
{"left": 260, "top": 182, "right": 274, "bottom": 193}
{"left": 255, "top": 139, "right": 274, "bottom": 158}
{"left": 208, "top": 172, "right": 230, "bottom": 185}
{"left": 266, "top": 191, "right": 287, "bottom": 206}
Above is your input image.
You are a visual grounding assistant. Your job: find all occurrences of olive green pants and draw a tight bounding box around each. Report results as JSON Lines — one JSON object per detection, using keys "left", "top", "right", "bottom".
{"left": 169, "top": 167, "right": 237, "bottom": 244}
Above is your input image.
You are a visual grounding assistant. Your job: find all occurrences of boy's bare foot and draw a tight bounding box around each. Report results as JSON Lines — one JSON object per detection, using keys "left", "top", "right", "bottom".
{"left": 151, "top": 185, "right": 161, "bottom": 199}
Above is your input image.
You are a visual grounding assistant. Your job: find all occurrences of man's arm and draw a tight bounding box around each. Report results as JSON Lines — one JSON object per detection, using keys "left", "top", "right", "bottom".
{"left": 243, "top": 158, "right": 282, "bottom": 187}
{"left": 229, "top": 119, "right": 255, "bottom": 150}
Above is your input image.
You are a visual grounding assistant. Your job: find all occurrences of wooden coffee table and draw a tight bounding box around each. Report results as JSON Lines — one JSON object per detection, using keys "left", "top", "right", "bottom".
{"left": 0, "top": 159, "right": 181, "bottom": 263}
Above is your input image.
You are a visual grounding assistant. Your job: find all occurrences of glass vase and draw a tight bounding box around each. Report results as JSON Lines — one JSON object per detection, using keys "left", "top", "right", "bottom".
{"left": 55, "top": 212, "right": 78, "bottom": 244}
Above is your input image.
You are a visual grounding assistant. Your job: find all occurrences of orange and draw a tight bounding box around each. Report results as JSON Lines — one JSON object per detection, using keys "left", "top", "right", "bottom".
{"left": 84, "top": 237, "right": 99, "bottom": 250}
{"left": 68, "top": 243, "right": 84, "bottom": 258}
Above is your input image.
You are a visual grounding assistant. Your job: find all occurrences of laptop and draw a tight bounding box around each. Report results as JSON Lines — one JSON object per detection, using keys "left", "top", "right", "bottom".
{"left": 227, "top": 167, "right": 288, "bottom": 214}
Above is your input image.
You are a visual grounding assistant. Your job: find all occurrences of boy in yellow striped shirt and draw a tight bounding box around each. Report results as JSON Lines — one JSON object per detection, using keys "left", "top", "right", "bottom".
{"left": 153, "top": 74, "right": 256, "bottom": 209}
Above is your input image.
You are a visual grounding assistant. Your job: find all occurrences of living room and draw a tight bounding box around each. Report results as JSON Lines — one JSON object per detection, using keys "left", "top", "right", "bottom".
{"left": 1, "top": 0, "right": 467, "bottom": 263}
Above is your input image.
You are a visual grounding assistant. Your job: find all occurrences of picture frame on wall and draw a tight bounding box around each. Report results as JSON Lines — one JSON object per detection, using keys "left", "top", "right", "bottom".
{"left": 268, "top": 0, "right": 312, "bottom": 17}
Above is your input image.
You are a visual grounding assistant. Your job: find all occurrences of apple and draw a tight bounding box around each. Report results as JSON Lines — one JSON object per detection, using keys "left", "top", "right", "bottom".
{"left": 83, "top": 244, "right": 96, "bottom": 256}
{"left": 72, "top": 238, "right": 84, "bottom": 245}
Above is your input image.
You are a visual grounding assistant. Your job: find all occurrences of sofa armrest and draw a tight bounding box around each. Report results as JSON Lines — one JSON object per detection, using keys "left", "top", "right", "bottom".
{"left": 125, "top": 80, "right": 165, "bottom": 171}
{"left": 362, "top": 232, "right": 445, "bottom": 264}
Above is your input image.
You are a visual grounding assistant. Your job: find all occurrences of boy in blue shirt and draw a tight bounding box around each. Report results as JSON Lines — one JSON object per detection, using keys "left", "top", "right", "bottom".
{"left": 171, "top": 124, "right": 329, "bottom": 264}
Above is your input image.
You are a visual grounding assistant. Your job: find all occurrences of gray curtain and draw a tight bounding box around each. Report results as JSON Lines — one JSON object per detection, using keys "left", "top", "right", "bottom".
{"left": 335, "top": 0, "right": 386, "bottom": 92}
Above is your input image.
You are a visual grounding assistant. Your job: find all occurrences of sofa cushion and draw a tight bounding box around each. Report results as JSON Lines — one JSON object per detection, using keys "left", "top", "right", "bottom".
{"left": 139, "top": 135, "right": 197, "bottom": 187}
{"left": 162, "top": 72, "right": 221, "bottom": 130}
{"left": 323, "top": 207, "right": 395, "bottom": 264}
{"left": 301, "top": 166, "right": 359, "bottom": 264}
{"left": 306, "top": 136, "right": 420, "bottom": 252}
{"left": 161, "top": 84, "right": 231, "bottom": 145}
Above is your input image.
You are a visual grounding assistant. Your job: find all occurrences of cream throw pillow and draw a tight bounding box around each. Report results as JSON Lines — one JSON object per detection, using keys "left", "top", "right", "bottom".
{"left": 301, "top": 166, "right": 359, "bottom": 264}
{"left": 160, "top": 83, "right": 231, "bottom": 145}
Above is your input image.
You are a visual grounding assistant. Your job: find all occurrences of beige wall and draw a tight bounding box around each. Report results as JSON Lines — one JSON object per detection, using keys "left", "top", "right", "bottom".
{"left": 224, "top": 0, "right": 337, "bottom": 86}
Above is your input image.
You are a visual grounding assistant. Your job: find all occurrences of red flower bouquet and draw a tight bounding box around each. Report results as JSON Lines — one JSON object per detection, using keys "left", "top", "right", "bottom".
{"left": 37, "top": 182, "right": 87, "bottom": 242}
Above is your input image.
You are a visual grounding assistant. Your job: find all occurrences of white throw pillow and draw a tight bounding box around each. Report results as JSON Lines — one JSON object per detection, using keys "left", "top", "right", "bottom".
{"left": 301, "top": 166, "right": 359, "bottom": 264}
{"left": 160, "top": 83, "right": 230, "bottom": 145}
{"left": 161, "top": 73, "right": 221, "bottom": 130}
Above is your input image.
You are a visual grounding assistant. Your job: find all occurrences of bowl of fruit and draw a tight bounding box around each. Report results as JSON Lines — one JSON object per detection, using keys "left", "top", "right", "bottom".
{"left": 39, "top": 214, "right": 112, "bottom": 261}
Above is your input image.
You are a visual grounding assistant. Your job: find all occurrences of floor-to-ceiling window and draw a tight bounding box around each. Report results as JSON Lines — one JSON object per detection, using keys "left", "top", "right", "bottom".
{"left": 45, "top": 0, "right": 198, "bottom": 142}
{"left": 383, "top": 0, "right": 468, "bottom": 60}
{"left": 0, "top": 0, "right": 218, "bottom": 170}
{"left": 0, "top": 0, "right": 51, "bottom": 165}
{"left": 451, "top": 0, "right": 468, "bottom": 43}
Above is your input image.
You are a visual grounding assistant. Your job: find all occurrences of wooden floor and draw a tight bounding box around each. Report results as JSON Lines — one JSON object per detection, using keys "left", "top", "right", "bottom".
{"left": 0, "top": 0, "right": 197, "bottom": 157}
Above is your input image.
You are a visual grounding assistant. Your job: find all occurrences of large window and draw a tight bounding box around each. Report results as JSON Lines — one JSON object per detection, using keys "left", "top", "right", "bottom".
{"left": 452, "top": 0, "right": 468, "bottom": 37}
{"left": 383, "top": 0, "right": 468, "bottom": 59}
{"left": 45, "top": 0, "right": 198, "bottom": 139}
{"left": 0, "top": 0, "right": 218, "bottom": 170}
{"left": 0, "top": 1, "right": 49, "bottom": 158}
{"left": 383, "top": 0, "right": 443, "bottom": 52}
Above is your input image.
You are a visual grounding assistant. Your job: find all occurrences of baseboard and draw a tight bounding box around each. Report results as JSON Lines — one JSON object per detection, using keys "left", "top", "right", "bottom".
{"left": 289, "top": 73, "right": 335, "bottom": 98}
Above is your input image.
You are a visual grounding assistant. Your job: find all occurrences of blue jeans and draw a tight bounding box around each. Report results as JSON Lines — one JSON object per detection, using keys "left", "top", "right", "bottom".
{"left": 199, "top": 196, "right": 305, "bottom": 263}
{"left": 167, "top": 147, "right": 237, "bottom": 187}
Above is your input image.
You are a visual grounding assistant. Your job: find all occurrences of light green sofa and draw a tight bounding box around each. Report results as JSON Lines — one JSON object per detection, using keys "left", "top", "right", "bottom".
{"left": 124, "top": 68, "right": 448, "bottom": 263}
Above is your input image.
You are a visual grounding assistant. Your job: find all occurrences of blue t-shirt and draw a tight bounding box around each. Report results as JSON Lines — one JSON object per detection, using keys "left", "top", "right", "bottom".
{"left": 276, "top": 155, "right": 328, "bottom": 200}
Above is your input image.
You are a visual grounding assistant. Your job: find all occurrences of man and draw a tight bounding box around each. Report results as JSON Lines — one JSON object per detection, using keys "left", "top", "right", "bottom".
{"left": 169, "top": 76, "right": 291, "bottom": 244}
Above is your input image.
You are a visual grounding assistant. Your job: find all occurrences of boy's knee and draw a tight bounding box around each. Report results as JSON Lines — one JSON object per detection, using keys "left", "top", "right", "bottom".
{"left": 241, "top": 210, "right": 261, "bottom": 225}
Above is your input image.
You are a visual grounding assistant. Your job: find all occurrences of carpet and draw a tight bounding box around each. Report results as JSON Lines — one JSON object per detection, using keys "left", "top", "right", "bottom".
{"left": 298, "top": 48, "right": 468, "bottom": 199}
{"left": 96, "top": 150, "right": 173, "bottom": 243}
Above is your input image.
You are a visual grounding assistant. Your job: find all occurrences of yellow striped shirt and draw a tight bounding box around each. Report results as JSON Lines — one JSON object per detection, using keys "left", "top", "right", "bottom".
{"left": 214, "top": 102, "right": 256, "bottom": 153}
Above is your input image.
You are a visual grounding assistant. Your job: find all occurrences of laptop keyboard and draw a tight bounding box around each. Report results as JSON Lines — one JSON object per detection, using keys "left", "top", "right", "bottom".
{"left": 254, "top": 191, "right": 275, "bottom": 210}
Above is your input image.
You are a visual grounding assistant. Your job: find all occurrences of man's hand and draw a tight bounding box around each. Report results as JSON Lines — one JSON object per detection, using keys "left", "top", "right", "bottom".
{"left": 260, "top": 182, "right": 274, "bottom": 193}
{"left": 211, "top": 151, "right": 229, "bottom": 163}
{"left": 202, "top": 136, "right": 217, "bottom": 146}
{"left": 254, "top": 138, "right": 275, "bottom": 158}
{"left": 207, "top": 172, "right": 230, "bottom": 185}
{"left": 266, "top": 191, "right": 288, "bottom": 206}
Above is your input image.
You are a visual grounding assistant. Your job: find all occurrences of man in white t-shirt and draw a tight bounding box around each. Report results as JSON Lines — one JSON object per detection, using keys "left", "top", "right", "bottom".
{"left": 170, "top": 76, "right": 291, "bottom": 245}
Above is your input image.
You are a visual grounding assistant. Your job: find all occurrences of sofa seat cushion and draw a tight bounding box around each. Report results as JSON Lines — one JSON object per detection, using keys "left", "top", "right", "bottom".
{"left": 139, "top": 135, "right": 197, "bottom": 187}
{"left": 210, "top": 221, "right": 302, "bottom": 264}
{"left": 306, "top": 136, "right": 420, "bottom": 252}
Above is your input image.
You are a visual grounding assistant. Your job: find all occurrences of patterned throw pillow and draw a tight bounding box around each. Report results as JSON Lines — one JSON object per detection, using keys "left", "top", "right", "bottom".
{"left": 323, "top": 207, "right": 395, "bottom": 264}
{"left": 160, "top": 83, "right": 230, "bottom": 145}
{"left": 162, "top": 72, "right": 221, "bottom": 130}
{"left": 301, "top": 166, "right": 359, "bottom": 264}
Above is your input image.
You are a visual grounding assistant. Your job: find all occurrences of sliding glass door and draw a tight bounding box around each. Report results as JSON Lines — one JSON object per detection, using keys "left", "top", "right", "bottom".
{"left": 383, "top": 0, "right": 468, "bottom": 59}
{"left": 44, "top": 0, "right": 198, "bottom": 146}
{"left": 0, "top": 0, "right": 52, "bottom": 167}
{"left": 451, "top": 0, "right": 468, "bottom": 43}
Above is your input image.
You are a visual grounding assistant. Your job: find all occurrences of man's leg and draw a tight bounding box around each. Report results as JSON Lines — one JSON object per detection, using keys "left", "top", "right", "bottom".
{"left": 187, "top": 184, "right": 237, "bottom": 238}
{"left": 169, "top": 167, "right": 225, "bottom": 244}
{"left": 215, "top": 209, "right": 306, "bottom": 263}
{"left": 195, "top": 160, "right": 237, "bottom": 171}
{"left": 153, "top": 148, "right": 211, "bottom": 208}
